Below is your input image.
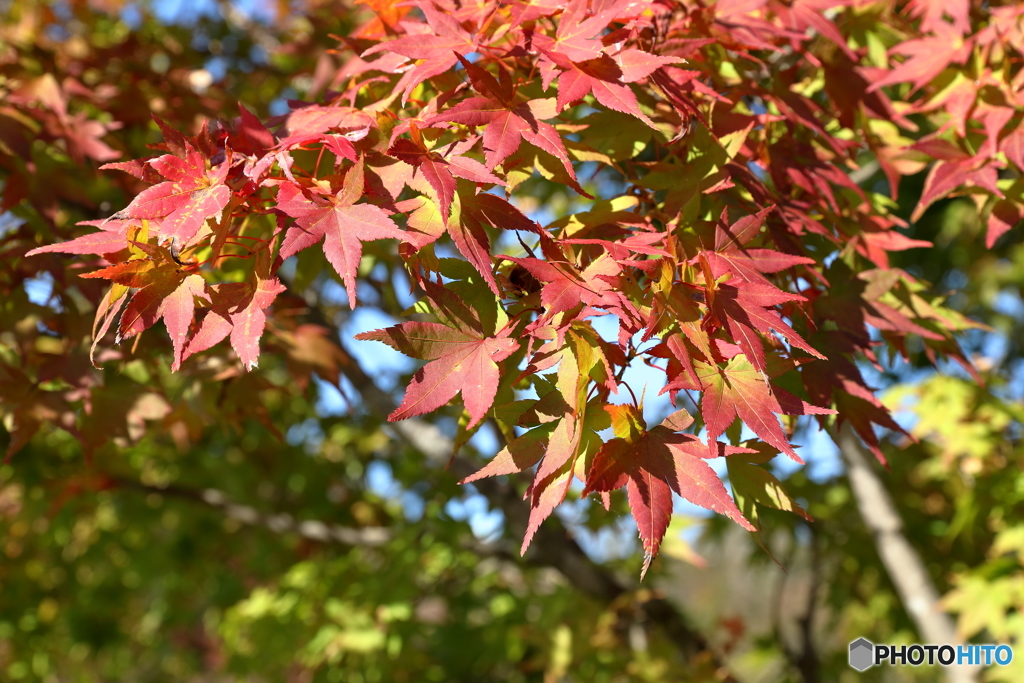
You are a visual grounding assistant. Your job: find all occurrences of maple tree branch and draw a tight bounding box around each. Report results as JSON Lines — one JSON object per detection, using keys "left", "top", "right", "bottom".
{"left": 771, "top": 526, "right": 821, "bottom": 683}
{"left": 114, "top": 470, "right": 731, "bottom": 674}
{"left": 771, "top": 543, "right": 796, "bottom": 673}
{"left": 110, "top": 476, "right": 393, "bottom": 547}
{"left": 835, "top": 423, "right": 980, "bottom": 683}
{"left": 114, "top": 427, "right": 736, "bottom": 676}
{"left": 795, "top": 526, "right": 821, "bottom": 683}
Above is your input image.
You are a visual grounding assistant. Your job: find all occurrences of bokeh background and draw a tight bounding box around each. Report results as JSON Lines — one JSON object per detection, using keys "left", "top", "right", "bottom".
{"left": 1, "top": 1, "right": 1023, "bottom": 681}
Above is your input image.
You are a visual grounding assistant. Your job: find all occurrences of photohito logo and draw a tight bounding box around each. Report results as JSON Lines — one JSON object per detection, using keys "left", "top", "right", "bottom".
{"left": 849, "top": 639, "right": 1013, "bottom": 671}
{"left": 849, "top": 638, "right": 874, "bottom": 672}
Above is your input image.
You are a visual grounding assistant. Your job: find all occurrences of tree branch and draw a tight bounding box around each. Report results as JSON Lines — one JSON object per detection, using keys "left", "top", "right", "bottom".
{"left": 111, "top": 476, "right": 393, "bottom": 546}
{"left": 836, "top": 423, "right": 980, "bottom": 683}
{"left": 772, "top": 524, "right": 821, "bottom": 683}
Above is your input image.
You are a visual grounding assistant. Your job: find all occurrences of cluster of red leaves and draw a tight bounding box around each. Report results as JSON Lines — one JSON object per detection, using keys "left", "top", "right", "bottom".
{"left": 23, "top": 0, "right": 1022, "bottom": 575}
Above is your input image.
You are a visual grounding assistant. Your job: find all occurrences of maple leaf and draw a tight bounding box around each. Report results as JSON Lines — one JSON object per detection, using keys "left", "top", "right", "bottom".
{"left": 531, "top": 0, "right": 617, "bottom": 62}
{"left": 541, "top": 51, "right": 656, "bottom": 128}
{"left": 387, "top": 129, "right": 503, "bottom": 224}
{"left": 612, "top": 48, "right": 685, "bottom": 83}
{"left": 628, "top": 471, "right": 673, "bottom": 579}
{"left": 695, "top": 357, "right": 835, "bottom": 463}
{"left": 906, "top": 0, "right": 971, "bottom": 35}
{"left": 162, "top": 275, "right": 208, "bottom": 371}
{"left": 867, "top": 26, "right": 972, "bottom": 94}
{"left": 276, "top": 162, "right": 407, "bottom": 308}
{"left": 706, "top": 248, "right": 814, "bottom": 286}
{"left": 234, "top": 103, "right": 276, "bottom": 155}
{"left": 911, "top": 157, "right": 1001, "bottom": 222}
{"left": 360, "top": 0, "right": 475, "bottom": 102}
{"left": 462, "top": 344, "right": 614, "bottom": 554}
{"left": 88, "top": 284, "right": 128, "bottom": 367}
{"left": 277, "top": 105, "right": 373, "bottom": 150}
{"left": 354, "top": 296, "right": 519, "bottom": 428}
{"left": 987, "top": 199, "right": 1020, "bottom": 249}
{"left": 110, "top": 141, "right": 232, "bottom": 246}
{"left": 710, "top": 281, "right": 824, "bottom": 374}
{"left": 801, "top": 330, "right": 910, "bottom": 465}
{"left": 426, "top": 94, "right": 580, "bottom": 183}
{"left": 459, "top": 402, "right": 588, "bottom": 556}
{"left": 582, "top": 405, "right": 754, "bottom": 577}
{"left": 519, "top": 410, "right": 596, "bottom": 555}
{"left": 1001, "top": 126, "right": 1024, "bottom": 172}
{"left": 726, "top": 442, "right": 811, "bottom": 531}
{"left": 180, "top": 278, "right": 289, "bottom": 371}
{"left": 700, "top": 207, "right": 815, "bottom": 285}
{"left": 655, "top": 333, "right": 705, "bottom": 395}
{"left": 229, "top": 277, "right": 288, "bottom": 370}
{"left": 388, "top": 137, "right": 458, "bottom": 225}
{"left": 460, "top": 422, "right": 553, "bottom": 484}
{"left": 448, "top": 189, "right": 541, "bottom": 296}
{"left": 180, "top": 283, "right": 249, "bottom": 365}
{"left": 76, "top": 236, "right": 204, "bottom": 366}
{"left": 26, "top": 219, "right": 132, "bottom": 257}
{"left": 78, "top": 258, "right": 158, "bottom": 288}
{"left": 87, "top": 255, "right": 208, "bottom": 370}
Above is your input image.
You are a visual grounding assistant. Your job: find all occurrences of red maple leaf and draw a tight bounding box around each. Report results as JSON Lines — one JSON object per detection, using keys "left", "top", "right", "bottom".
{"left": 76, "top": 240, "right": 209, "bottom": 370}
{"left": 354, "top": 300, "right": 519, "bottom": 429}
{"left": 431, "top": 189, "right": 541, "bottom": 296}
{"left": 229, "top": 277, "right": 288, "bottom": 371}
{"left": 458, "top": 403, "right": 587, "bottom": 556}
{"left": 582, "top": 404, "right": 754, "bottom": 577}
{"left": 26, "top": 219, "right": 133, "bottom": 257}
{"left": 1001, "top": 126, "right": 1024, "bottom": 173}
{"left": 361, "top": 0, "right": 475, "bottom": 102}
{"left": 612, "top": 48, "right": 685, "bottom": 83}
{"left": 180, "top": 283, "right": 249, "bottom": 365}
{"left": 276, "top": 105, "right": 372, "bottom": 152}
{"left": 161, "top": 274, "right": 208, "bottom": 371}
{"left": 867, "top": 25, "right": 972, "bottom": 94}
{"left": 180, "top": 278, "right": 288, "bottom": 371}
{"left": 531, "top": 0, "right": 618, "bottom": 61}
{"left": 906, "top": 0, "right": 971, "bottom": 35}
{"left": 426, "top": 94, "right": 580, "bottom": 181}
{"left": 987, "top": 199, "right": 1020, "bottom": 248}
{"left": 540, "top": 51, "right": 656, "bottom": 128}
{"left": 695, "top": 356, "right": 835, "bottom": 463}
{"left": 912, "top": 157, "right": 1000, "bottom": 222}
{"left": 709, "top": 280, "right": 824, "bottom": 375}
{"left": 387, "top": 127, "right": 503, "bottom": 224}
{"left": 460, "top": 422, "right": 552, "bottom": 484}
{"left": 276, "top": 161, "right": 407, "bottom": 308}
{"left": 424, "top": 55, "right": 581, "bottom": 184}
{"left": 701, "top": 207, "right": 815, "bottom": 285}
{"left": 109, "top": 142, "right": 232, "bottom": 246}
{"left": 802, "top": 330, "right": 911, "bottom": 465}
{"left": 83, "top": 258, "right": 208, "bottom": 370}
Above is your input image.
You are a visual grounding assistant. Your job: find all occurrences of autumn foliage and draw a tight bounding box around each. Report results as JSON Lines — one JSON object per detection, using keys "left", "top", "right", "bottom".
{"left": 13, "top": 0, "right": 1024, "bottom": 577}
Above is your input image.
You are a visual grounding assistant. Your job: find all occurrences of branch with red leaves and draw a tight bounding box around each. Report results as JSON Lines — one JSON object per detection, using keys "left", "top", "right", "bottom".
{"left": 25, "top": 0, "right": 1007, "bottom": 581}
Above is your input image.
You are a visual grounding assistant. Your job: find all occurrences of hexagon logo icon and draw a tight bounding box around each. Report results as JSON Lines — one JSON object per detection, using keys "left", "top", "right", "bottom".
{"left": 849, "top": 638, "right": 874, "bottom": 672}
